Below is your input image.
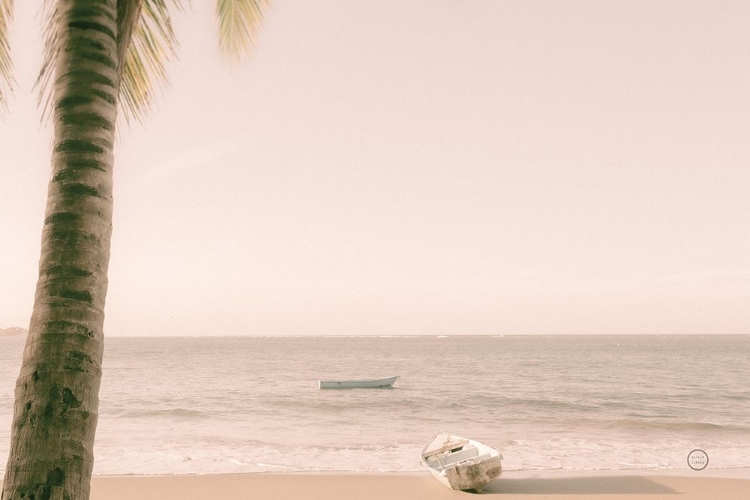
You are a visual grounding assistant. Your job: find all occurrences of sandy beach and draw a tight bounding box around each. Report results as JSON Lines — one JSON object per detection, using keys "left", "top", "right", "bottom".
{"left": 1, "top": 469, "right": 735, "bottom": 500}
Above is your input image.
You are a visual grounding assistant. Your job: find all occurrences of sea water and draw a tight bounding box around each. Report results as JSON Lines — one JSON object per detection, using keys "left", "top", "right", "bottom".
{"left": 1, "top": 334, "right": 749, "bottom": 475}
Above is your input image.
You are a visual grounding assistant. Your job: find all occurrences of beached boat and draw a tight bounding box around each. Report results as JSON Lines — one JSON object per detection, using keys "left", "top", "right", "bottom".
{"left": 318, "top": 376, "right": 399, "bottom": 389}
{"left": 420, "top": 433, "right": 503, "bottom": 493}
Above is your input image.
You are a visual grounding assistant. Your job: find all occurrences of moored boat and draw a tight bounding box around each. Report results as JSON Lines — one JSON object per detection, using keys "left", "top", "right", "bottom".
{"left": 420, "top": 432, "right": 503, "bottom": 493}
{"left": 318, "top": 375, "right": 399, "bottom": 389}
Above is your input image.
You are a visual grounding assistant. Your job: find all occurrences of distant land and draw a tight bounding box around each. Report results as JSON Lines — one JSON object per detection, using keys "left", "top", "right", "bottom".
{"left": 0, "top": 327, "right": 27, "bottom": 337}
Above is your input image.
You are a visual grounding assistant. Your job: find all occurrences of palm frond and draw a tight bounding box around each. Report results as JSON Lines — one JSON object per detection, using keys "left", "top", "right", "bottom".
{"left": 117, "top": 0, "right": 144, "bottom": 74}
{"left": 36, "top": 0, "right": 58, "bottom": 120}
{"left": 0, "top": 0, "right": 14, "bottom": 114}
{"left": 216, "top": 0, "right": 268, "bottom": 62}
{"left": 119, "top": 0, "right": 183, "bottom": 122}
{"left": 34, "top": 0, "right": 265, "bottom": 123}
{"left": 36, "top": 0, "right": 182, "bottom": 123}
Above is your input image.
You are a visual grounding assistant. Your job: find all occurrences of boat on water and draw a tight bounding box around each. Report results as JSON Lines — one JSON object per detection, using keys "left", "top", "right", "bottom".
{"left": 420, "top": 433, "right": 503, "bottom": 493}
{"left": 318, "top": 376, "right": 399, "bottom": 389}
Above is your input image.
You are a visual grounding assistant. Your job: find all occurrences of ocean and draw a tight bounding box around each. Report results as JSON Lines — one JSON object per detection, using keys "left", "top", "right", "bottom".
{"left": 1, "top": 335, "right": 749, "bottom": 475}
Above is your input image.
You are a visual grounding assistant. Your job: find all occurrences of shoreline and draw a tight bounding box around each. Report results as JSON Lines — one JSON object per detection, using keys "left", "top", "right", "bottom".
{"left": 86, "top": 470, "right": 750, "bottom": 499}
{"left": 5, "top": 469, "right": 748, "bottom": 500}
{"left": 83, "top": 466, "right": 750, "bottom": 478}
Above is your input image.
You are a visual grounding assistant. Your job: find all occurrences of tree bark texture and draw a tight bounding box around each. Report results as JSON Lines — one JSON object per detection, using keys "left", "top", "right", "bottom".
{"left": 2, "top": 1, "right": 119, "bottom": 499}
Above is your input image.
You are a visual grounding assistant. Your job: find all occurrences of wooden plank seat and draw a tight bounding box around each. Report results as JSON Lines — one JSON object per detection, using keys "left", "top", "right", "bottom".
{"left": 423, "top": 438, "right": 470, "bottom": 458}
{"left": 436, "top": 446, "right": 479, "bottom": 469}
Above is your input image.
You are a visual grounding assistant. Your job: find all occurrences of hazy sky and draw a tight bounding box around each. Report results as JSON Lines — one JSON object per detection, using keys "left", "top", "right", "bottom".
{"left": 1, "top": 1, "right": 749, "bottom": 336}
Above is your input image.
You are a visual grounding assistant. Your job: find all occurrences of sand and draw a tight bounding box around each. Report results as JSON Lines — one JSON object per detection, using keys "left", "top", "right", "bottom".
{"left": 83, "top": 469, "right": 750, "bottom": 500}
{"left": 3, "top": 470, "right": 749, "bottom": 499}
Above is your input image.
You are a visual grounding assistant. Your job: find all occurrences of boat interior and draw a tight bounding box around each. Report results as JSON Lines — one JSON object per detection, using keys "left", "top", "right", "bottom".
{"left": 423, "top": 442, "right": 493, "bottom": 471}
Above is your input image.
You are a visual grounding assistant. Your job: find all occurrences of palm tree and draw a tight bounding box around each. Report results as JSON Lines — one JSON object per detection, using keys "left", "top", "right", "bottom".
{"left": 0, "top": 1, "right": 266, "bottom": 498}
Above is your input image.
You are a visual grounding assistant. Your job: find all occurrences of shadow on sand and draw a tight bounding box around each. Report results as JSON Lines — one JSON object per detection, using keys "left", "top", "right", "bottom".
{"left": 480, "top": 475, "right": 677, "bottom": 495}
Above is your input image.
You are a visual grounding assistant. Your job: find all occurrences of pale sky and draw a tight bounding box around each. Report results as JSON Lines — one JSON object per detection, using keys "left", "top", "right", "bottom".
{"left": 1, "top": 1, "right": 749, "bottom": 336}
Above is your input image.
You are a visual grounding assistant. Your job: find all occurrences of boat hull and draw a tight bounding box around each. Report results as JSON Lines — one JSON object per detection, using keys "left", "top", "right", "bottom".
{"left": 421, "top": 433, "right": 503, "bottom": 493}
{"left": 442, "top": 455, "right": 502, "bottom": 492}
{"left": 318, "top": 376, "right": 399, "bottom": 389}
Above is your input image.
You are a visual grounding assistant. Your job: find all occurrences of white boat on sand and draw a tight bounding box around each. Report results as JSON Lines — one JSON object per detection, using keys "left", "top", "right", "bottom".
{"left": 421, "top": 433, "right": 503, "bottom": 493}
{"left": 318, "top": 376, "right": 399, "bottom": 389}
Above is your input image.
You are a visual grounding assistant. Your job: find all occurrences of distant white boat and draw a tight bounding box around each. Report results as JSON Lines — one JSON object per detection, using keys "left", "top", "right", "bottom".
{"left": 318, "top": 376, "right": 399, "bottom": 389}
{"left": 421, "top": 433, "right": 503, "bottom": 493}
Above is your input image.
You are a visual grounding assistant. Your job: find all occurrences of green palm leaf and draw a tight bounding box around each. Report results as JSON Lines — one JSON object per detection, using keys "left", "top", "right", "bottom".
{"left": 216, "top": 0, "right": 268, "bottom": 62}
{"left": 0, "top": 0, "right": 14, "bottom": 114}
{"left": 29, "top": 0, "right": 268, "bottom": 122}
{"left": 37, "top": 0, "right": 183, "bottom": 122}
{"left": 119, "top": 0, "right": 183, "bottom": 121}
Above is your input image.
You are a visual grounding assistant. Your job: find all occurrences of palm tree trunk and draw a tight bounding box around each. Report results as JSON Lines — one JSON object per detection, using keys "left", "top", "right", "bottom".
{"left": 2, "top": 1, "right": 119, "bottom": 499}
